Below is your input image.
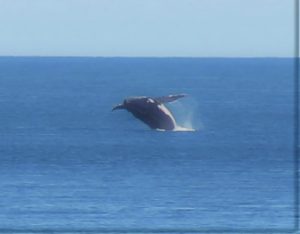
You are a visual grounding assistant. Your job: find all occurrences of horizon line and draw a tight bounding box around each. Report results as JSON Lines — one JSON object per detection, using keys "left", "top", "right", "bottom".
{"left": 0, "top": 55, "right": 296, "bottom": 59}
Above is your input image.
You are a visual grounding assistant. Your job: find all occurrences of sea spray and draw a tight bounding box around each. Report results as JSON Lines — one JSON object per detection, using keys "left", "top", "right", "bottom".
{"left": 167, "top": 96, "right": 202, "bottom": 131}
{"left": 173, "top": 125, "right": 196, "bottom": 132}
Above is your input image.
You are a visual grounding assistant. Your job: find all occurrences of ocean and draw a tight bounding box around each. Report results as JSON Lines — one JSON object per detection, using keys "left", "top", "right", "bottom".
{"left": 0, "top": 57, "right": 295, "bottom": 231}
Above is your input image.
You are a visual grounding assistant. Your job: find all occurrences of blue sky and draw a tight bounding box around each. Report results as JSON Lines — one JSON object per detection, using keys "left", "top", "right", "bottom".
{"left": 0, "top": 0, "right": 295, "bottom": 57}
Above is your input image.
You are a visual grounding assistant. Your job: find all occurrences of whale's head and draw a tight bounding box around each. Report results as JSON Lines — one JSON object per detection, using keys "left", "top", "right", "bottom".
{"left": 112, "top": 102, "right": 126, "bottom": 111}
{"left": 112, "top": 97, "right": 145, "bottom": 111}
{"left": 112, "top": 98, "right": 131, "bottom": 111}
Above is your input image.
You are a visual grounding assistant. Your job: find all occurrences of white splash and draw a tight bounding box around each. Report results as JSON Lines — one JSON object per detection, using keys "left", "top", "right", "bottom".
{"left": 155, "top": 126, "right": 195, "bottom": 132}
{"left": 173, "top": 125, "right": 196, "bottom": 132}
{"left": 168, "top": 96, "right": 202, "bottom": 131}
{"left": 154, "top": 95, "right": 201, "bottom": 132}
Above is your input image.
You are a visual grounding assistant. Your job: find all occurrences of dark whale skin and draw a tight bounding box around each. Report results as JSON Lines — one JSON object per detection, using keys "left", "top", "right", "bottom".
{"left": 112, "top": 94, "right": 187, "bottom": 130}
{"left": 125, "top": 97, "right": 175, "bottom": 130}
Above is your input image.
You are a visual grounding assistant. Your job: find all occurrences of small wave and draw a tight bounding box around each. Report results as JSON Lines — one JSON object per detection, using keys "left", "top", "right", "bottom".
{"left": 155, "top": 125, "right": 196, "bottom": 132}
{"left": 173, "top": 125, "right": 196, "bottom": 132}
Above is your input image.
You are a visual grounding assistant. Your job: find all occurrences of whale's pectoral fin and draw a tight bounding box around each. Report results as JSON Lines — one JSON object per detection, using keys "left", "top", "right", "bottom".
{"left": 154, "top": 94, "right": 187, "bottom": 103}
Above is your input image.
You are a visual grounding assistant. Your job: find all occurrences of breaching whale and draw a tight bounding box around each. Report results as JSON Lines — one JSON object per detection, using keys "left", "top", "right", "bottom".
{"left": 112, "top": 94, "right": 187, "bottom": 130}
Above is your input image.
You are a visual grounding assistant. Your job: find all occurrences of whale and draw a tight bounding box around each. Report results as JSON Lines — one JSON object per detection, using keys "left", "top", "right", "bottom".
{"left": 112, "top": 94, "right": 187, "bottom": 130}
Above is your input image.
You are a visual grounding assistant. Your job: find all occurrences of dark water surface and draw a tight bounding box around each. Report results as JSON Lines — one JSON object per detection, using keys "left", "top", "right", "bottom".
{"left": 0, "top": 57, "right": 295, "bottom": 230}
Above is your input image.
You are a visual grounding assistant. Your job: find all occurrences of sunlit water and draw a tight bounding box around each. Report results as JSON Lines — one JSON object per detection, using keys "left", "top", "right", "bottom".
{"left": 0, "top": 57, "right": 295, "bottom": 231}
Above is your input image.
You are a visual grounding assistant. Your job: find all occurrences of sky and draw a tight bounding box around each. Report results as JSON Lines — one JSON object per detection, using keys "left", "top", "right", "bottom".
{"left": 0, "top": 0, "right": 295, "bottom": 57}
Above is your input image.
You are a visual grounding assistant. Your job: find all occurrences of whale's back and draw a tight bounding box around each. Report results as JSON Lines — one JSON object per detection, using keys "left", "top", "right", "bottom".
{"left": 125, "top": 97, "right": 176, "bottom": 130}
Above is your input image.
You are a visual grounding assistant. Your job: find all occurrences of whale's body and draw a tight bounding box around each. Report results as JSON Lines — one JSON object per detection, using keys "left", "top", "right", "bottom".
{"left": 112, "top": 94, "right": 186, "bottom": 130}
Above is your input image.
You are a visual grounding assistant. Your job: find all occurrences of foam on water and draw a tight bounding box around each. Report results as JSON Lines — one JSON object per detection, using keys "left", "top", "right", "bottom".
{"left": 173, "top": 125, "right": 196, "bottom": 132}
{"left": 155, "top": 125, "right": 196, "bottom": 132}
{"left": 166, "top": 96, "right": 201, "bottom": 132}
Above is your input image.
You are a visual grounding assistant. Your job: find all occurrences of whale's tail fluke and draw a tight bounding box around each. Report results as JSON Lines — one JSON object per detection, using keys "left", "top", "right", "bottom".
{"left": 154, "top": 94, "right": 187, "bottom": 104}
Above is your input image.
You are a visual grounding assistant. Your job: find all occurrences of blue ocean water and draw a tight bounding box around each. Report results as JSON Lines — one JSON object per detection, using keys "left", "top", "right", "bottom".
{"left": 0, "top": 57, "right": 295, "bottom": 231}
